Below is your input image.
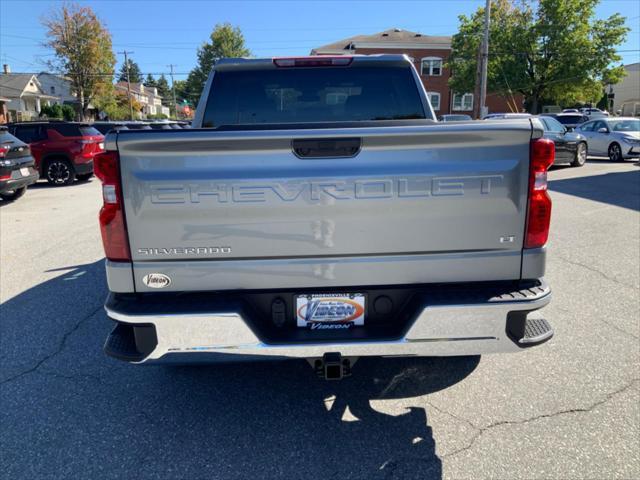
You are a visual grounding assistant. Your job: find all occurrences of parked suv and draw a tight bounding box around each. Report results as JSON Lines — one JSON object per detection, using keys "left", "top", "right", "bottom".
{"left": 0, "top": 126, "right": 38, "bottom": 201}
{"left": 7, "top": 121, "right": 104, "bottom": 185}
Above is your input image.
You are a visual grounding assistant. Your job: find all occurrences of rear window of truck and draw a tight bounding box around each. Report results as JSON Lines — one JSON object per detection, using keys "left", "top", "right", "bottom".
{"left": 202, "top": 66, "right": 427, "bottom": 128}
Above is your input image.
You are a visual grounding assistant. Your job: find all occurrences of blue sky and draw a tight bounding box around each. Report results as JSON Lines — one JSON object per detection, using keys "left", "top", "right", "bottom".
{"left": 1, "top": 0, "right": 638, "bottom": 80}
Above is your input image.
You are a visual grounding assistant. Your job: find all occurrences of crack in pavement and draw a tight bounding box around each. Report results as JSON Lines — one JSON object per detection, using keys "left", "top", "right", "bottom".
{"left": 439, "top": 378, "right": 640, "bottom": 460}
{"left": 554, "top": 254, "right": 637, "bottom": 290}
{"left": 0, "top": 304, "right": 104, "bottom": 385}
{"left": 426, "top": 400, "right": 480, "bottom": 432}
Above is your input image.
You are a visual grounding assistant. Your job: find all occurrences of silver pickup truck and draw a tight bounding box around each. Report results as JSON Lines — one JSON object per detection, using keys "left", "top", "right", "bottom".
{"left": 97, "top": 55, "right": 554, "bottom": 379}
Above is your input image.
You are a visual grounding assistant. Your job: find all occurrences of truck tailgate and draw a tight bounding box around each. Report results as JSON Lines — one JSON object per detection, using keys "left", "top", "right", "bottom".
{"left": 116, "top": 121, "right": 534, "bottom": 291}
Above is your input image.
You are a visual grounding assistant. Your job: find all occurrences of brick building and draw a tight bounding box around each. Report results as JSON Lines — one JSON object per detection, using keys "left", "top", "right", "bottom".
{"left": 311, "top": 28, "right": 521, "bottom": 117}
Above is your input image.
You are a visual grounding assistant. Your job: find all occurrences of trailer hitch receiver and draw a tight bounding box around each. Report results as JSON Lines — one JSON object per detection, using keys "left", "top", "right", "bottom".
{"left": 314, "top": 352, "right": 353, "bottom": 380}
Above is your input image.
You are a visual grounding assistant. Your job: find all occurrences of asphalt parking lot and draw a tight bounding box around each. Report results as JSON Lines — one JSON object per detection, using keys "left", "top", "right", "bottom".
{"left": 1, "top": 159, "right": 639, "bottom": 479}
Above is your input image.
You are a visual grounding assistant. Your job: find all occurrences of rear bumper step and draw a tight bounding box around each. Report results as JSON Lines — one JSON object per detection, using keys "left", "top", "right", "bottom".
{"left": 104, "top": 322, "right": 157, "bottom": 362}
{"left": 104, "top": 323, "right": 142, "bottom": 362}
{"left": 520, "top": 317, "right": 554, "bottom": 346}
{"left": 104, "top": 280, "right": 552, "bottom": 364}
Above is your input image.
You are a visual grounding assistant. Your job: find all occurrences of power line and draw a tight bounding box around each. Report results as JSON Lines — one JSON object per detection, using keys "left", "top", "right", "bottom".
{"left": 5, "top": 43, "right": 637, "bottom": 53}
{"left": 1, "top": 15, "right": 638, "bottom": 33}
{"left": 5, "top": 48, "right": 639, "bottom": 79}
{"left": 3, "top": 24, "right": 637, "bottom": 45}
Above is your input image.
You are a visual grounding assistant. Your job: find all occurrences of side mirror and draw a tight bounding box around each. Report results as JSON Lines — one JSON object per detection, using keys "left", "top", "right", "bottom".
{"left": 597, "top": 127, "right": 609, "bottom": 134}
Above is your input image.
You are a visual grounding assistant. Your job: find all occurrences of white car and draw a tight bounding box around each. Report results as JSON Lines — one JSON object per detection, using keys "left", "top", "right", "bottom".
{"left": 579, "top": 107, "right": 609, "bottom": 119}
{"left": 576, "top": 117, "right": 640, "bottom": 161}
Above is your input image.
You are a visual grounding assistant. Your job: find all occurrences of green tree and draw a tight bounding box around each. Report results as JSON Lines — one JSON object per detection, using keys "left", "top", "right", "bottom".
{"left": 60, "top": 104, "right": 75, "bottom": 121}
{"left": 40, "top": 104, "right": 63, "bottom": 119}
{"left": 171, "top": 79, "right": 190, "bottom": 118}
{"left": 118, "top": 58, "right": 142, "bottom": 84}
{"left": 41, "top": 103, "right": 76, "bottom": 121}
{"left": 42, "top": 3, "right": 116, "bottom": 120}
{"left": 156, "top": 74, "right": 172, "bottom": 106}
{"left": 184, "top": 23, "right": 251, "bottom": 106}
{"left": 101, "top": 91, "right": 142, "bottom": 120}
{"left": 449, "top": 0, "right": 629, "bottom": 113}
{"left": 92, "top": 82, "right": 119, "bottom": 119}
{"left": 173, "top": 79, "right": 187, "bottom": 101}
{"left": 144, "top": 73, "right": 157, "bottom": 87}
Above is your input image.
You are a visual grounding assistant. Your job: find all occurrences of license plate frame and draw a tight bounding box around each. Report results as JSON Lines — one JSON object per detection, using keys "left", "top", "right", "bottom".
{"left": 296, "top": 293, "right": 366, "bottom": 329}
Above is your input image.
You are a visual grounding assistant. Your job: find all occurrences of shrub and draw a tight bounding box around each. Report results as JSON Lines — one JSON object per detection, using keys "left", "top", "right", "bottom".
{"left": 40, "top": 103, "right": 76, "bottom": 121}
{"left": 40, "top": 103, "right": 63, "bottom": 119}
{"left": 61, "top": 104, "right": 76, "bottom": 121}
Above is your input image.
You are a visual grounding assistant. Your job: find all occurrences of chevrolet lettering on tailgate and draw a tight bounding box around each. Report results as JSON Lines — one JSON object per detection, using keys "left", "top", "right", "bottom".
{"left": 149, "top": 176, "right": 504, "bottom": 204}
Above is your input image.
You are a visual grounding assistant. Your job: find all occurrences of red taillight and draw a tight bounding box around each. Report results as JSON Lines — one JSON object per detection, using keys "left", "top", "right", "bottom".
{"left": 0, "top": 145, "right": 12, "bottom": 179}
{"left": 273, "top": 56, "right": 353, "bottom": 67}
{"left": 525, "top": 138, "right": 555, "bottom": 248}
{"left": 95, "top": 150, "right": 131, "bottom": 261}
{"left": 78, "top": 138, "right": 102, "bottom": 158}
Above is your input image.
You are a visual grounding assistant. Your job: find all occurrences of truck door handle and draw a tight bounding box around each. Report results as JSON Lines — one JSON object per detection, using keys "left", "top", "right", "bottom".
{"left": 292, "top": 138, "right": 361, "bottom": 158}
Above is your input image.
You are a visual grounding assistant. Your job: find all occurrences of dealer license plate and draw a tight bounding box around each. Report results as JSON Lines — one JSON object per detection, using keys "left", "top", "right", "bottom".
{"left": 296, "top": 293, "right": 365, "bottom": 329}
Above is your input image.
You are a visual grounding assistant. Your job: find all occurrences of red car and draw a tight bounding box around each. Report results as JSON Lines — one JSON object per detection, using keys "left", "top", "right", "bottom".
{"left": 7, "top": 121, "right": 104, "bottom": 185}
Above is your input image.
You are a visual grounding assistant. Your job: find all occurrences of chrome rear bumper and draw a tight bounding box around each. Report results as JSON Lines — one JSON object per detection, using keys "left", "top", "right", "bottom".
{"left": 104, "top": 281, "right": 552, "bottom": 364}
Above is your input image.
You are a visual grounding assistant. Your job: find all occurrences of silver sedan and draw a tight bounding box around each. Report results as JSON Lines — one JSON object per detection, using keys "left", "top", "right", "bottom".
{"left": 576, "top": 117, "right": 640, "bottom": 161}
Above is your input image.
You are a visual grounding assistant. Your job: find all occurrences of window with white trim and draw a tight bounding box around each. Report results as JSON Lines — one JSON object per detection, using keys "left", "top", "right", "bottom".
{"left": 427, "top": 92, "right": 441, "bottom": 111}
{"left": 421, "top": 57, "right": 442, "bottom": 76}
{"left": 453, "top": 93, "right": 473, "bottom": 111}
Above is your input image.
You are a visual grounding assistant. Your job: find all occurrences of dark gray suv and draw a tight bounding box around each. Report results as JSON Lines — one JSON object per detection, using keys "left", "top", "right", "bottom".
{"left": 0, "top": 126, "right": 38, "bottom": 201}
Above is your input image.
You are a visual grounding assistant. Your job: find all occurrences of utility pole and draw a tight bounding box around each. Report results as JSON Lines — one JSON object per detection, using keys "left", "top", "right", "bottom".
{"left": 473, "top": 46, "right": 483, "bottom": 119}
{"left": 167, "top": 64, "right": 179, "bottom": 120}
{"left": 478, "top": 0, "right": 491, "bottom": 119}
{"left": 118, "top": 51, "right": 135, "bottom": 120}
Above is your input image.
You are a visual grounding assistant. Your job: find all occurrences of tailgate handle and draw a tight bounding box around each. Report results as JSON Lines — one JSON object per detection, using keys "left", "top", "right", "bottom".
{"left": 292, "top": 138, "right": 361, "bottom": 158}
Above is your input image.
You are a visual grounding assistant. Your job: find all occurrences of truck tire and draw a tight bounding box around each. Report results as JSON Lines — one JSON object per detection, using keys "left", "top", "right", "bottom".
{"left": 571, "top": 142, "right": 587, "bottom": 167}
{"left": 0, "top": 186, "right": 27, "bottom": 201}
{"left": 45, "top": 158, "right": 75, "bottom": 186}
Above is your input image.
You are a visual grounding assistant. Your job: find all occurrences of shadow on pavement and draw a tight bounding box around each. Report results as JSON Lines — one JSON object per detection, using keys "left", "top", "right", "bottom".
{"left": 28, "top": 177, "right": 95, "bottom": 189}
{"left": 1, "top": 260, "right": 480, "bottom": 479}
{"left": 549, "top": 168, "right": 640, "bottom": 212}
